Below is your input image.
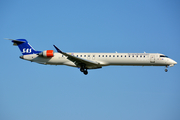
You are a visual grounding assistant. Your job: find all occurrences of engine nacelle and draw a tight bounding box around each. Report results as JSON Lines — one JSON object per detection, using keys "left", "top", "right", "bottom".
{"left": 38, "top": 50, "right": 54, "bottom": 57}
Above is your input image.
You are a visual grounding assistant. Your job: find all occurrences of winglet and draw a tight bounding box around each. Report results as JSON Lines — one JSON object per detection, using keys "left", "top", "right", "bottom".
{"left": 53, "top": 45, "right": 63, "bottom": 53}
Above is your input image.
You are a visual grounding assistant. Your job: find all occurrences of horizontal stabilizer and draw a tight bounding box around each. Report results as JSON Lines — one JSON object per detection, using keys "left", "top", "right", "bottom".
{"left": 5, "top": 38, "right": 26, "bottom": 43}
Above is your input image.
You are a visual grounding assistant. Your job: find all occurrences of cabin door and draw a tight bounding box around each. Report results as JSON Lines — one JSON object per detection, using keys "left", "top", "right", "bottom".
{"left": 150, "top": 55, "right": 155, "bottom": 63}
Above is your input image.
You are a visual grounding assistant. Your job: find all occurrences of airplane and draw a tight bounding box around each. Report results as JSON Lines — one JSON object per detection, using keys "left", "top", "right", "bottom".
{"left": 7, "top": 39, "right": 177, "bottom": 75}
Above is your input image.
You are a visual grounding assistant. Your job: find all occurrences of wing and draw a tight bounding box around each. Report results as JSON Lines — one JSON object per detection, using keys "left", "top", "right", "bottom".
{"left": 53, "top": 45, "right": 101, "bottom": 69}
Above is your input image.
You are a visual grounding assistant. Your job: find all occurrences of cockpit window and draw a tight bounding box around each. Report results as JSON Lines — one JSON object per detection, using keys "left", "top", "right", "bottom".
{"left": 160, "top": 55, "right": 168, "bottom": 58}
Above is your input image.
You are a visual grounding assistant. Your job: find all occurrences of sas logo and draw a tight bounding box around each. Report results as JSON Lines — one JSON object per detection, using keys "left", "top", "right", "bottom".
{"left": 22, "top": 48, "right": 32, "bottom": 53}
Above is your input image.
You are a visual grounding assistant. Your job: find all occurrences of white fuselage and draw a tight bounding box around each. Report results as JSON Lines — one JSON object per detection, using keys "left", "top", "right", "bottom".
{"left": 9, "top": 39, "right": 177, "bottom": 75}
{"left": 21, "top": 52, "right": 177, "bottom": 69}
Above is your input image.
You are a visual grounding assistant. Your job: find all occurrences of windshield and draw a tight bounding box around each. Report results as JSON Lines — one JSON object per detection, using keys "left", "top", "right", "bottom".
{"left": 160, "top": 55, "right": 168, "bottom": 58}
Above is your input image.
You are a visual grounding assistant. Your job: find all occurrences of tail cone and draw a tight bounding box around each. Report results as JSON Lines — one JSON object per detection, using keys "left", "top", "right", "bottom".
{"left": 20, "top": 55, "right": 24, "bottom": 59}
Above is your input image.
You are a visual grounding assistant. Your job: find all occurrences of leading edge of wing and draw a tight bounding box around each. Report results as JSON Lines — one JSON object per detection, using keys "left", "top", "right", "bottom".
{"left": 53, "top": 45, "right": 99, "bottom": 66}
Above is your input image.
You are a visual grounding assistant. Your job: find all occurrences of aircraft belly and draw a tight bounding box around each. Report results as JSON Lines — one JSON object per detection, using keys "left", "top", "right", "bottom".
{"left": 31, "top": 56, "right": 68, "bottom": 65}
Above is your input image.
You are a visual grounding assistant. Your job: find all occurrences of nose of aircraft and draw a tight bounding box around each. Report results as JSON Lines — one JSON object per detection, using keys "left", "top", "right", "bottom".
{"left": 170, "top": 59, "right": 177, "bottom": 65}
{"left": 168, "top": 59, "right": 177, "bottom": 67}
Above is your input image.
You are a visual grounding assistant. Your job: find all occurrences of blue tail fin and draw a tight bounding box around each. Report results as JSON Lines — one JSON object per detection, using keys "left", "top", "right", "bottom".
{"left": 11, "top": 39, "right": 41, "bottom": 55}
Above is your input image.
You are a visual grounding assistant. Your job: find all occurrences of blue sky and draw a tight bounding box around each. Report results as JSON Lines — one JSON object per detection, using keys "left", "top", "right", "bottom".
{"left": 1, "top": 0, "right": 180, "bottom": 120}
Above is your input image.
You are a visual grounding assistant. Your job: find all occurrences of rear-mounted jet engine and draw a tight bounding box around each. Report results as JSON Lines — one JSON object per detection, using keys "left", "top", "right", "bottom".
{"left": 38, "top": 50, "right": 54, "bottom": 57}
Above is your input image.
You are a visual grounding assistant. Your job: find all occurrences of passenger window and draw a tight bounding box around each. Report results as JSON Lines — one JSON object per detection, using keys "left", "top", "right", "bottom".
{"left": 80, "top": 55, "right": 82, "bottom": 57}
{"left": 132, "top": 55, "right": 134, "bottom": 57}
{"left": 102, "top": 55, "right": 104, "bottom": 57}
{"left": 99, "top": 55, "right": 100, "bottom": 57}
{"left": 140, "top": 55, "right": 142, "bottom": 57}
{"left": 113, "top": 55, "right": 115, "bottom": 57}
{"left": 106, "top": 55, "right": 107, "bottom": 57}
{"left": 84, "top": 55, "right": 86, "bottom": 57}
{"left": 109, "top": 55, "right": 111, "bottom": 57}
{"left": 121, "top": 55, "right": 123, "bottom": 57}
{"left": 88, "top": 55, "right": 90, "bottom": 57}
{"left": 117, "top": 55, "right": 119, "bottom": 57}
{"left": 129, "top": 55, "right": 130, "bottom": 57}
{"left": 93, "top": 55, "right": 95, "bottom": 57}
{"left": 125, "top": 55, "right": 126, "bottom": 57}
{"left": 77, "top": 55, "right": 78, "bottom": 57}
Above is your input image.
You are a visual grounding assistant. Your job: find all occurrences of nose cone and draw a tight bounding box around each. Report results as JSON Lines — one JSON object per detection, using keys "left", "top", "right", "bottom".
{"left": 169, "top": 59, "right": 177, "bottom": 67}
{"left": 171, "top": 59, "right": 177, "bottom": 65}
{"left": 170, "top": 59, "right": 177, "bottom": 64}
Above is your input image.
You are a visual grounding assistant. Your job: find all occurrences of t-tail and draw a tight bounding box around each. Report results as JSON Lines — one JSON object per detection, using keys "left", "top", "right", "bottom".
{"left": 7, "top": 39, "right": 41, "bottom": 55}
